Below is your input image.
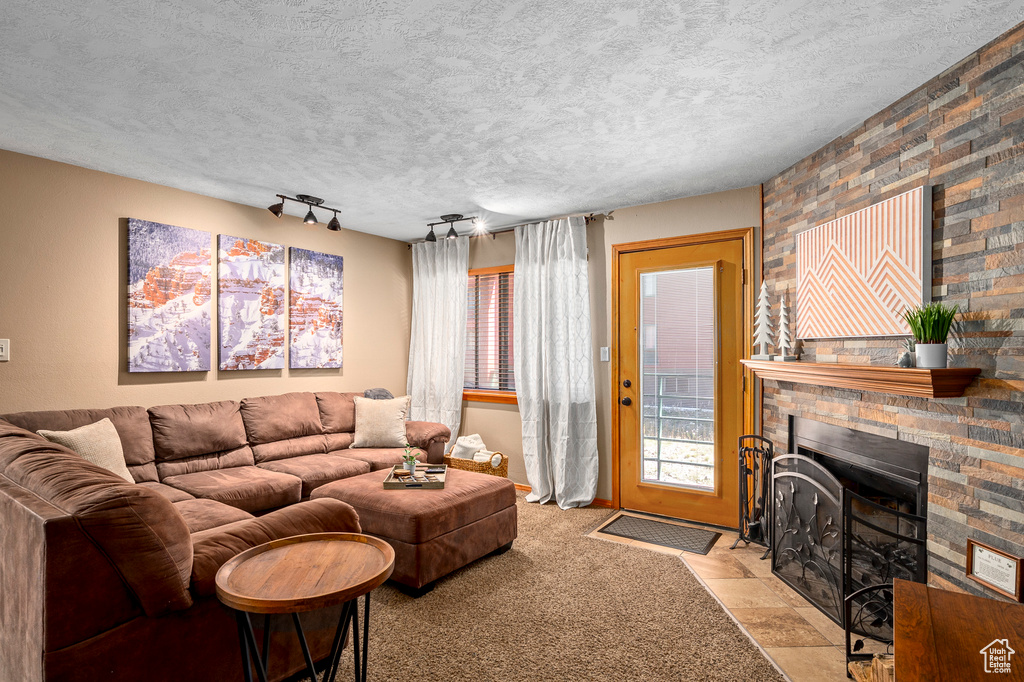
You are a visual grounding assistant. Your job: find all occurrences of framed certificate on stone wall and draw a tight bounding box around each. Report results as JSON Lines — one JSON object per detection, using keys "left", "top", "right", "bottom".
{"left": 967, "top": 539, "right": 1022, "bottom": 601}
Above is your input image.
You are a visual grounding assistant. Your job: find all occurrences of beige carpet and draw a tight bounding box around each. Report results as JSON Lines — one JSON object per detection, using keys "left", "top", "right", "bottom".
{"left": 316, "top": 493, "right": 785, "bottom": 682}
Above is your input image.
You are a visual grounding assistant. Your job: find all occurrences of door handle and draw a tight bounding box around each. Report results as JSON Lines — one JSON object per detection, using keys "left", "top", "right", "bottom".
{"left": 620, "top": 396, "right": 632, "bottom": 406}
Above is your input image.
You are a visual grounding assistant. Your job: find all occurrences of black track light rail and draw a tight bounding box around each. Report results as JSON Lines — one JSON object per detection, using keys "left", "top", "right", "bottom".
{"left": 268, "top": 194, "right": 342, "bottom": 231}
{"left": 426, "top": 214, "right": 478, "bottom": 228}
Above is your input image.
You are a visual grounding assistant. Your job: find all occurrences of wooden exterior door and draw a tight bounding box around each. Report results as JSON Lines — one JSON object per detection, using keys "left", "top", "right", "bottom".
{"left": 613, "top": 230, "right": 753, "bottom": 527}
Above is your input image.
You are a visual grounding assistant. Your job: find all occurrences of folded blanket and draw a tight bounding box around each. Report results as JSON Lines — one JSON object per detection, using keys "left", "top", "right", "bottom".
{"left": 473, "top": 450, "right": 503, "bottom": 468}
{"left": 451, "top": 433, "right": 485, "bottom": 459}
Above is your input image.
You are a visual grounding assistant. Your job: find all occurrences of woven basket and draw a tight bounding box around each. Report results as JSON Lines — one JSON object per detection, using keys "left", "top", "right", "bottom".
{"left": 443, "top": 451, "right": 508, "bottom": 478}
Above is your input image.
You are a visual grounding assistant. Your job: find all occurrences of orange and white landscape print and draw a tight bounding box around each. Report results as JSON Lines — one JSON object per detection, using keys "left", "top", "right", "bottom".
{"left": 128, "top": 218, "right": 212, "bottom": 371}
{"left": 796, "top": 186, "right": 928, "bottom": 338}
{"left": 217, "top": 236, "right": 285, "bottom": 370}
{"left": 289, "top": 247, "right": 343, "bottom": 369}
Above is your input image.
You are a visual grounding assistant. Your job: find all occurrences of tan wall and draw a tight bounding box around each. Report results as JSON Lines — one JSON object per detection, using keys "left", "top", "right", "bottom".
{"left": 463, "top": 186, "right": 761, "bottom": 500}
{"left": 0, "top": 149, "right": 412, "bottom": 413}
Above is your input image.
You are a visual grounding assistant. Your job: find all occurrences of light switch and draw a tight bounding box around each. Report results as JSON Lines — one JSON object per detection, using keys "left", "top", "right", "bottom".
{"left": 0, "top": 339, "right": 8, "bottom": 362}
{"left": 600, "top": 346, "right": 610, "bottom": 362}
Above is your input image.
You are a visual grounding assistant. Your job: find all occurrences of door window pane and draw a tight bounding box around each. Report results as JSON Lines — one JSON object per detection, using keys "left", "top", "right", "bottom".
{"left": 639, "top": 266, "right": 715, "bottom": 490}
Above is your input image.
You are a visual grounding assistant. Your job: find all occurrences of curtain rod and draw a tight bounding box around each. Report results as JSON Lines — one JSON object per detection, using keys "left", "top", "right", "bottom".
{"left": 407, "top": 211, "right": 612, "bottom": 247}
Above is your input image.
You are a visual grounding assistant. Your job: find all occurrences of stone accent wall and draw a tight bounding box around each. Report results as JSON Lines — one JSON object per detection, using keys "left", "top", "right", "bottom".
{"left": 762, "top": 23, "right": 1024, "bottom": 597}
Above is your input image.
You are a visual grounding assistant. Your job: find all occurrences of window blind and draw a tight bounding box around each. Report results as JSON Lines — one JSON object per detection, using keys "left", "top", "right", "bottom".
{"left": 465, "top": 269, "right": 515, "bottom": 391}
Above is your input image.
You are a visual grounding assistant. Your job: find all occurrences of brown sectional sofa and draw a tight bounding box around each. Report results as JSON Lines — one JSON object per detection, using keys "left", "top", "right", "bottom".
{"left": 0, "top": 391, "right": 450, "bottom": 682}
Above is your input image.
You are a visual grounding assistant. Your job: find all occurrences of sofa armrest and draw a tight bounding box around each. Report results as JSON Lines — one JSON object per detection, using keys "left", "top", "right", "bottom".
{"left": 190, "top": 498, "right": 361, "bottom": 597}
{"left": 405, "top": 421, "right": 451, "bottom": 463}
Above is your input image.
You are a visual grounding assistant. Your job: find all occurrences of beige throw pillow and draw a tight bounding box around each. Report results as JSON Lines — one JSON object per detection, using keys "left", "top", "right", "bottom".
{"left": 38, "top": 418, "right": 135, "bottom": 483}
{"left": 350, "top": 395, "right": 410, "bottom": 448}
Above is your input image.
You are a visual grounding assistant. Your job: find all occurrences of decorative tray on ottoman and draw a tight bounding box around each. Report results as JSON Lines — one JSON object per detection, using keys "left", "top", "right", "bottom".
{"left": 383, "top": 464, "right": 447, "bottom": 489}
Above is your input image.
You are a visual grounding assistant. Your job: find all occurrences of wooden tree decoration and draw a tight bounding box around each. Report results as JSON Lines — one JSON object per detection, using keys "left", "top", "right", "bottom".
{"left": 752, "top": 281, "right": 774, "bottom": 359}
{"left": 775, "top": 291, "right": 797, "bottom": 361}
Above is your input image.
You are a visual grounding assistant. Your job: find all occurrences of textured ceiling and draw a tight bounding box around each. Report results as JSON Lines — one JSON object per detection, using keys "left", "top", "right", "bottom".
{"left": 2, "top": 1, "right": 1023, "bottom": 241}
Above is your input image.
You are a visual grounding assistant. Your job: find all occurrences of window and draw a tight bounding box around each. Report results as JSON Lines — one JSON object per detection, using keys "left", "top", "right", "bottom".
{"left": 464, "top": 265, "right": 515, "bottom": 403}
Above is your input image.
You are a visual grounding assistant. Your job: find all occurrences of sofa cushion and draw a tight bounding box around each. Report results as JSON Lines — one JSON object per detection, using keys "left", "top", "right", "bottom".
{"left": 258, "top": 453, "right": 371, "bottom": 497}
{"left": 240, "top": 392, "right": 323, "bottom": 445}
{"left": 189, "top": 498, "right": 362, "bottom": 597}
{"left": 324, "top": 432, "right": 354, "bottom": 452}
{"left": 315, "top": 392, "right": 358, "bottom": 434}
{"left": 162, "top": 466, "right": 301, "bottom": 513}
{"left": 334, "top": 447, "right": 422, "bottom": 471}
{"left": 250, "top": 434, "right": 329, "bottom": 465}
{"left": 1, "top": 406, "right": 158, "bottom": 482}
{"left": 311, "top": 468, "right": 516, "bottom": 544}
{"left": 350, "top": 396, "right": 409, "bottom": 448}
{"left": 149, "top": 400, "right": 247, "bottom": 461}
{"left": 156, "top": 445, "right": 256, "bottom": 479}
{"left": 173, "top": 498, "right": 254, "bottom": 533}
{"left": 0, "top": 421, "right": 193, "bottom": 616}
{"left": 38, "top": 418, "right": 135, "bottom": 483}
{"left": 138, "top": 481, "right": 195, "bottom": 503}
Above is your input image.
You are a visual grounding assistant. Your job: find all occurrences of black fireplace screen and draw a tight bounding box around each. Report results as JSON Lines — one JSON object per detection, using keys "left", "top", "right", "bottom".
{"left": 771, "top": 454, "right": 844, "bottom": 622}
{"left": 771, "top": 454, "right": 927, "bottom": 630}
{"left": 843, "top": 490, "right": 926, "bottom": 667}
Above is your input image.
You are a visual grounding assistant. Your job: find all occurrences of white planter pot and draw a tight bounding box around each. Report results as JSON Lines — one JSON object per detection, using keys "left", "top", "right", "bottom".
{"left": 915, "top": 343, "right": 948, "bottom": 369}
{"left": 404, "top": 461, "right": 417, "bottom": 473}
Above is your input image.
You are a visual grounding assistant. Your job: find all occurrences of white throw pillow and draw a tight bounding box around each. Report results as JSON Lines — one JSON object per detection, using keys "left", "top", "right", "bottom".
{"left": 38, "top": 418, "right": 135, "bottom": 483}
{"left": 350, "top": 395, "right": 410, "bottom": 448}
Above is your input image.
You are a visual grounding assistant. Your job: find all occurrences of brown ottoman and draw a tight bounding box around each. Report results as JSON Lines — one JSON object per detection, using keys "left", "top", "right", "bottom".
{"left": 311, "top": 468, "right": 517, "bottom": 594}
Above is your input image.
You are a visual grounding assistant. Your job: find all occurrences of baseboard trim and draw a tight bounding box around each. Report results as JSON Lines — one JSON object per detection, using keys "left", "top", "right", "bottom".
{"left": 512, "top": 483, "right": 614, "bottom": 509}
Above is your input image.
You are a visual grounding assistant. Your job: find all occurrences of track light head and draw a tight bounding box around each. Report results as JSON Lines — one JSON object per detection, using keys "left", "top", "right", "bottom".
{"left": 268, "top": 202, "right": 284, "bottom": 218}
{"left": 446, "top": 225, "right": 458, "bottom": 239}
{"left": 303, "top": 208, "right": 318, "bottom": 225}
{"left": 326, "top": 213, "right": 342, "bottom": 232}
{"left": 425, "top": 227, "right": 437, "bottom": 242}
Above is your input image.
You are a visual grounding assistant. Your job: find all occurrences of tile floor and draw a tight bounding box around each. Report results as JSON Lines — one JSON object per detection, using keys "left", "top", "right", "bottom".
{"left": 587, "top": 511, "right": 885, "bottom": 682}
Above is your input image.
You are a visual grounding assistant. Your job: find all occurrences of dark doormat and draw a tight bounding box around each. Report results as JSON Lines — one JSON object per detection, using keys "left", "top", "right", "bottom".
{"left": 597, "top": 514, "right": 721, "bottom": 555}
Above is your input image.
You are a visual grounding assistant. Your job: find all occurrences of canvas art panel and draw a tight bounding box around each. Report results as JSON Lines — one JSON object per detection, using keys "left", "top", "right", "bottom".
{"left": 289, "top": 247, "right": 343, "bottom": 369}
{"left": 127, "top": 218, "right": 212, "bottom": 372}
{"left": 218, "top": 236, "right": 286, "bottom": 370}
{"left": 796, "top": 186, "right": 930, "bottom": 339}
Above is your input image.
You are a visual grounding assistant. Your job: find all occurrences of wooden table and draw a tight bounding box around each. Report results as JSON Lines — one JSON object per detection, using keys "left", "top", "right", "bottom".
{"left": 895, "top": 578, "right": 1024, "bottom": 681}
{"left": 216, "top": 532, "right": 394, "bottom": 682}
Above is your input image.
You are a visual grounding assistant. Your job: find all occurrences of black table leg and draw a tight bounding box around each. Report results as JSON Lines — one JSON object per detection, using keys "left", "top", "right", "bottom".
{"left": 360, "top": 594, "right": 371, "bottom": 682}
{"left": 261, "top": 614, "right": 271, "bottom": 672}
{"left": 236, "top": 612, "right": 253, "bottom": 682}
{"left": 236, "top": 612, "right": 269, "bottom": 682}
{"left": 325, "top": 601, "right": 355, "bottom": 682}
{"left": 351, "top": 605, "right": 360, "bottom": 682}
{"left": 292, "top": 613, "right": 319, "bottom": 682}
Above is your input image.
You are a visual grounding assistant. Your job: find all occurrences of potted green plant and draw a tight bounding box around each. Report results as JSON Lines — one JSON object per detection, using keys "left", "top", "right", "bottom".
{"left": 402, "top": 444, "right": 418, "bottom": 473}
{"left": 901, "top": 302, "right": 959, "bottom": 369}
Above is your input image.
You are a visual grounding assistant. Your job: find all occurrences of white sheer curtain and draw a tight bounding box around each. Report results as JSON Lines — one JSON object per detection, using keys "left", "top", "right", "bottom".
{"left": 407, "top": 237, "right": 469, "bottom": 445}
{"left": 513, "top": 216, "right": 598, "bottom": 509}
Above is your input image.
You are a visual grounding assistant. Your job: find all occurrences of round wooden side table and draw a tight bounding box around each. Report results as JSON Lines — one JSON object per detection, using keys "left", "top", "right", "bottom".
{"left": 216, "top": 532, "right": 395, "bottom": 682}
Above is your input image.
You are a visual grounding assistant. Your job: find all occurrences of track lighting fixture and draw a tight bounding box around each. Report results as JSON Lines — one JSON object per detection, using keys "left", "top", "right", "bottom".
{"left": 267, "top": 193, "right": 344, "bottom": 232}
{"left": 327, "top": 211, "right": 342, "bottom": 232}
{"left": 425, "top": 213, "right": 479, "bottom": 242}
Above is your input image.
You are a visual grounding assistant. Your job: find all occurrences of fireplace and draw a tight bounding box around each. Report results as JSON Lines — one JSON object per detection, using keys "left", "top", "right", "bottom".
{"left": 771, "top": 417, "right": 928, "bottom": 628}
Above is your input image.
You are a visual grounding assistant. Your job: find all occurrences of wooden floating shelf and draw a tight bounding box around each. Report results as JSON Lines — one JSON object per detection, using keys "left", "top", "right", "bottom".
{"left": 740, "top": 359, "right": 981, "bottom": 399}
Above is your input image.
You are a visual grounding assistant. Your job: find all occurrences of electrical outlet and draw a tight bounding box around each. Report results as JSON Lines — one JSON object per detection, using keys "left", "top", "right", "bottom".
{"left": 0, "top": 339, "right": 8, "bottom": 362}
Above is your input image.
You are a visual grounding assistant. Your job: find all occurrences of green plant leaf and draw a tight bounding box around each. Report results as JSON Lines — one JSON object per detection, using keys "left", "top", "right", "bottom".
{"left": 901, "top": 302, "right": 959, "bottom": 343}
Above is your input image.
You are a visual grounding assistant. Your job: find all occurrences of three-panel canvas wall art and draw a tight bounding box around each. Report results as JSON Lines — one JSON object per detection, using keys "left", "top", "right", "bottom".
{"left": 127, "top": 218, "right": 343, "bottom": 372}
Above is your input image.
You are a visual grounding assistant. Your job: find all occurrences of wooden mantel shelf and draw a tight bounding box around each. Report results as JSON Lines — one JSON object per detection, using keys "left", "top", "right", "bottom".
{"left": 740, "top": 359, "right": 981, "bottom": 398}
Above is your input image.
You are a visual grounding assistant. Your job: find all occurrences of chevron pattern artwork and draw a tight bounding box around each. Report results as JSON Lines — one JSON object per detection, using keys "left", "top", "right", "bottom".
{"left": 796, "top": 186, "right": 928, "bottom": 338}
